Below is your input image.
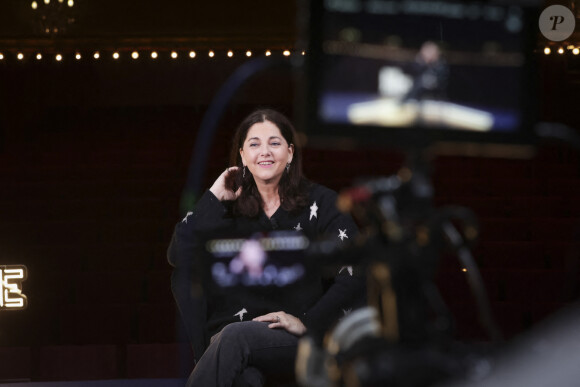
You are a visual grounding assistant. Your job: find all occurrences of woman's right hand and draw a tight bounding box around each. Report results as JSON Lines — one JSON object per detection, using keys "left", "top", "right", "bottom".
{"left": 210, "top": 167, "right": 242, "bottom": 201}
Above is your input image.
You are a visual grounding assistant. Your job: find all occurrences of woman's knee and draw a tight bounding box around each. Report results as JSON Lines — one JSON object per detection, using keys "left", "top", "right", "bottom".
{"left": 217, "top": 321, "right": 297, "bottom": 353}
{"left": 219, "top": 321, "right": 265, "bottom": 344}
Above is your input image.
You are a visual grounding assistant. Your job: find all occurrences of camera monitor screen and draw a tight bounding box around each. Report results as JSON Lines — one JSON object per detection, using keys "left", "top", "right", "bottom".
{"left": 204, "top": 231, "right": 311, "bottom": 290}
{"left": 303, "top": 0, "right": 540, "bottom": 153}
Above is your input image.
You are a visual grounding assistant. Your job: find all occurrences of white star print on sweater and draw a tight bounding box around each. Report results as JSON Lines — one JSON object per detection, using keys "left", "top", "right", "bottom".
{"left": 338, "top": 229, "right": 348, "bottom": 241}
{"left": 309, "top": 201, "right": 318, "bottom": 220}
{"left": 182, "top": 211, "right": 193, "bottom": 223}
{"left": 339, "top": 266, "right": 353, "bottom": 276}
{"left": 234, "top": 308, "right": 248, "bottom": 321}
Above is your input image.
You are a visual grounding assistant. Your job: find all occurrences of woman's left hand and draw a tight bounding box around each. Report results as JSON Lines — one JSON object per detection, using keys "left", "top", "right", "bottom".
{"left": 253, "top": 311, "right": 307, "bottom": 336}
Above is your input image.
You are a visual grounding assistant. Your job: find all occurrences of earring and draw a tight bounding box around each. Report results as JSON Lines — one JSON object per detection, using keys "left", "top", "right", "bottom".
{"left": 286, "top": 162, "right": 291, "bottom": 173}
{"left": 243, "top": 165, "right": 246, "bottom": 178}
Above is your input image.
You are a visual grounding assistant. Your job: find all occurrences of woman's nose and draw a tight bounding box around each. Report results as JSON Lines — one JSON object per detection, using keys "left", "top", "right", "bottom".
{"left": 260, "top": 145, "right": 271, "bottom": 155}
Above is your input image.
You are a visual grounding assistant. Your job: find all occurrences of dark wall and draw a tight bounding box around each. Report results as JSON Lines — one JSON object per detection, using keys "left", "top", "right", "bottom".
{"left": 0, "top": 55, "right": 297, "bottom": 139}
{"left": 0, "top": 0, "right": 297, "bottom": 39}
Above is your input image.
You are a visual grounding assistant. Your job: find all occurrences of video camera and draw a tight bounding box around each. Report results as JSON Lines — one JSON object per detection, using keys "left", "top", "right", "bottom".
{"left": 293, "top": 0, "right": 544, "bottom": 386}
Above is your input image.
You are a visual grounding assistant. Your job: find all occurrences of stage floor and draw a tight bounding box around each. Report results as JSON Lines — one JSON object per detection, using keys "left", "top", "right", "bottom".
{"left": 0, "top": 379, "right": 186, "bottom": 387}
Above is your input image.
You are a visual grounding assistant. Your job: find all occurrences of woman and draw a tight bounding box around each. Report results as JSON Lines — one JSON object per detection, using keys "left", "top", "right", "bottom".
{"left": 168, "top": 109, "right": 365, "bottom": 386}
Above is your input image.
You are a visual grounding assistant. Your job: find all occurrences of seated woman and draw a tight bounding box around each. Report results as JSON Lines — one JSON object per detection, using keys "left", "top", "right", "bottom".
{"left": 168, "top": 108, "right": 366, "bottom": 386}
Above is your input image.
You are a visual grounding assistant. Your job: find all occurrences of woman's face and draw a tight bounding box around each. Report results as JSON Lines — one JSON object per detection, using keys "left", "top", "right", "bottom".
{"left": 239, "top": 120, "right": 293, "bottom": 187}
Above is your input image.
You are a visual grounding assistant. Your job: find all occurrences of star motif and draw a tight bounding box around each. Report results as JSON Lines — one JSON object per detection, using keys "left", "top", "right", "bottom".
{"left": 234, "top": 308, "right": 248, "bottom": 321}
{"left": 339, "top": 266, "right": 353, "bottom": 276}
{"left": 309, "top": 202, "right": 318, "bottom": 220}
{"left": 182, "top": 211, "right": 193, "bottom": 223}
{"left": 294, "top": 223, "right": 303, "bottom": 231}
{"left": 338, "top": 229, "right": 348, "bottom": 241}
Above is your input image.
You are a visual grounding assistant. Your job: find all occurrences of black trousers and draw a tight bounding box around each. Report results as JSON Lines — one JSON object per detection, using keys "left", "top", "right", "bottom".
{"left": 187, "top": 321, "right": 298, "bottom": 387}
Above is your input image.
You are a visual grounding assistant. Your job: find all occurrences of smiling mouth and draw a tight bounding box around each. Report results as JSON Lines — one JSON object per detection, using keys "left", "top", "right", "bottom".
{"left": 258, "top": 161, "right": 274, "bottom": 166}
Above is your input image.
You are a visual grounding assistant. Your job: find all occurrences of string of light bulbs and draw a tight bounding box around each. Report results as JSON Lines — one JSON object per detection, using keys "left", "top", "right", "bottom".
{"left": 542, "top": 44, "right": 580, "bottom": 56}
{"left": 0, "top": 49, "right": 304, "bottom": 62}
{"left": 4, "top": 46, "right": 580, "bottom": 61}
{"left": 31, "top": 0, "right": 75, "bottom": 8}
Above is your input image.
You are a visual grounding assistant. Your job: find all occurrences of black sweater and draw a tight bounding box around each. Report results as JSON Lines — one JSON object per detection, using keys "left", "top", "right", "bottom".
{"left": 168, "top": 182, "right": 366, "bottom": 362}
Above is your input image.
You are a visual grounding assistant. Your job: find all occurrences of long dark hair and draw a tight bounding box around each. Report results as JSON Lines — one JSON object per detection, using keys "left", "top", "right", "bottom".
{"left": 226, "top": 109, "right": 309, "bottom": 218}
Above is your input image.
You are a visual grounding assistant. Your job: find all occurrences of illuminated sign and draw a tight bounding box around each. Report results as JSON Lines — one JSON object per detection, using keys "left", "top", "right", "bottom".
{"left": 0, "top": 265, "right": 28, "bottom": 310}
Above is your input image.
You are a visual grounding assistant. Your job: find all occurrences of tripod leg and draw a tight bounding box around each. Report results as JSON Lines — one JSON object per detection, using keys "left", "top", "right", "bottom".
{"left": 368, "top": 262, "right": 399, "bottom": 342}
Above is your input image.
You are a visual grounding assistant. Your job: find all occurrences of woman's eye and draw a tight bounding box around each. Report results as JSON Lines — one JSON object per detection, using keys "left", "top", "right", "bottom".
{"left": 270, "top": 142, "right": 281, "bottom": 146}
{"left": 249, "top": 143, "right": 259, "bottom": 147}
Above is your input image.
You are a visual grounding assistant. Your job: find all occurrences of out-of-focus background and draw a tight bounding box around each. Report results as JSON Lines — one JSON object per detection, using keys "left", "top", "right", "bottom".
{"left": 0, "top": 0, "right": 579, "bottom": 384}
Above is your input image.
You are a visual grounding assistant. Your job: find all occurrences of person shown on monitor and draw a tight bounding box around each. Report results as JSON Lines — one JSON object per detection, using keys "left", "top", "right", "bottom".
{"left": 401, "top": 40, "right": 449, "bottom": 103}
{"left": 229, "top": 238, "right": 267, "bottom": 279}
{"left": 168, "top": 109, "right": 365, "bottom": 386}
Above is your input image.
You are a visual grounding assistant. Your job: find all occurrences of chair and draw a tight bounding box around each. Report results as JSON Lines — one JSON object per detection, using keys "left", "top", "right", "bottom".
{"left": 167, "top": 228, "right": 298, "bottom": 386}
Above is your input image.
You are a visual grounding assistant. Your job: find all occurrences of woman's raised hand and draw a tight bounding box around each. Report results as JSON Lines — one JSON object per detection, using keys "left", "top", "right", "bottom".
{"left": 210, "top": 167, "right": 242, "bottom": 201}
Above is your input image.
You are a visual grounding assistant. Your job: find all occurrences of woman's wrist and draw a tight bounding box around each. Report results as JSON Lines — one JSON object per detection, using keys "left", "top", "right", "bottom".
{"left": 209, "top": 186, "right": 221, "bottom": 200}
